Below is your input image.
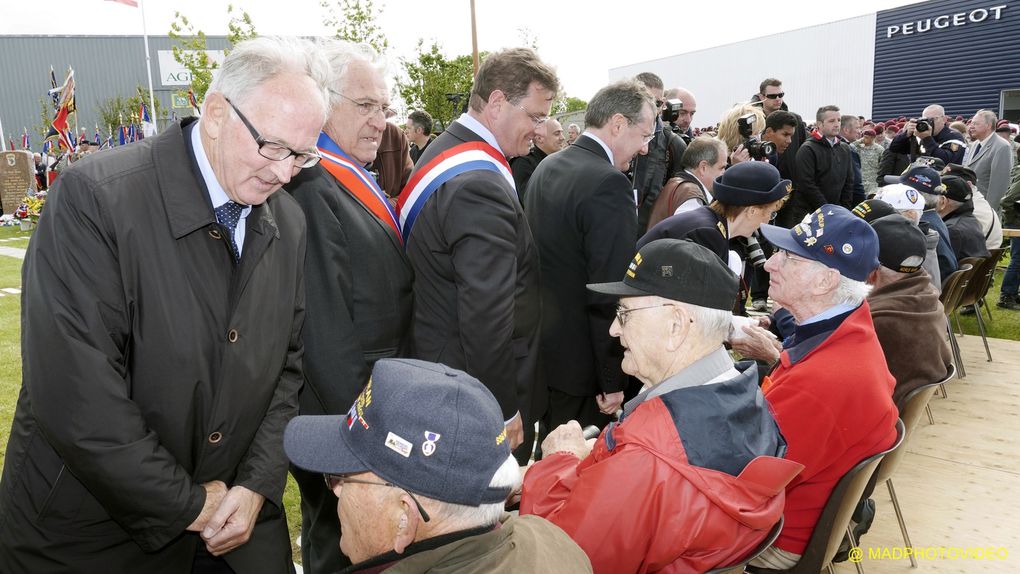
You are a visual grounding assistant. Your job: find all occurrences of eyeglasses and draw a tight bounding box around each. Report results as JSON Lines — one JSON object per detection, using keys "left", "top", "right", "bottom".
{"left": 324, "top": 474, "right": 432, "bottom": 522}
{"left": 764, "top": 92, "right": 785, "bottom": 100}
{"left": 775, "top": 249, "right": 815, "bottom": 266}
{"left": 334, "top": 92, "right": 395, "bottom": 118}
{"left": 615, "top": 303, "right": 682, "bottom": 326}
{"left": 513, "top": 102, "right": 549, "bottom": 127}
{"left": 225, "top": 97, "right": 321, "bottom": 168}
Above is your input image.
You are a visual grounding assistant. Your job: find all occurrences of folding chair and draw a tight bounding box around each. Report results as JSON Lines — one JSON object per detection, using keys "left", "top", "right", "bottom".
{"left": 705, "top": 516, "right": 785, "bottom": 574}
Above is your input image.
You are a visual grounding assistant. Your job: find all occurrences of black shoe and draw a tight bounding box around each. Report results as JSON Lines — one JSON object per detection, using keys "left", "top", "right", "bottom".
{"left": 997, "top": 296, "right": 1020, "bottom": 311}
{"left": 960, "top": 304, "right": 977, "bottom": 315}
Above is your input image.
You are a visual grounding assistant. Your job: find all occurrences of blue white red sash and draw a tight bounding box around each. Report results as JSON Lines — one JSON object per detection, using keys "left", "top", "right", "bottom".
{"left": 396, "top": 140, "right": 514, "bottom": 241}
{"left": 317, "top": 132, "right": 402, "bottom": 243}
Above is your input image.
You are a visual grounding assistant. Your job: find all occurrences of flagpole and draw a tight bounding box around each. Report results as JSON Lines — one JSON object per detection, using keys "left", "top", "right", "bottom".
{"left": 139, "top": 0, "right": 158, "bottom": 133}
{"left": 0, "top": 115, "right": 6, "bottom": 152}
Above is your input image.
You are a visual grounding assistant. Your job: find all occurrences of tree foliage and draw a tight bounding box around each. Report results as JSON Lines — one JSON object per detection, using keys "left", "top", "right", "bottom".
{"left": 167, "top": 5, "right": 258, "bottom": 105}
{"left": 320, "top": 0, "right": 389, "bottom": 55}
{"left": 554, "top": 95, "right": 588, "bottom": 115}
{"left": 396, "top": 41, "right": 478, "bottom": 131}
{"left": 95, "top": 87, "right": 167, "bottom": 135}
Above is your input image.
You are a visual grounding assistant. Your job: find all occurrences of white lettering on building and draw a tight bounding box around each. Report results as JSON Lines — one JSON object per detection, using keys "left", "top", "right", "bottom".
{"left": 886, "top": 4, "right": 1007, "bottom": 38}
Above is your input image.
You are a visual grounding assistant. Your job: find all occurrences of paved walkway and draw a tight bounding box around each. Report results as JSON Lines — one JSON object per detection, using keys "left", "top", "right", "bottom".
{"left": 0, "top": 246, "right": 26, "bottom": 260}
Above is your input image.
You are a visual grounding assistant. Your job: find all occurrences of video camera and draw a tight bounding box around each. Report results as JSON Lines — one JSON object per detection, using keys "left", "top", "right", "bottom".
{"left": 737, "top": 113, "right": 775, "bottom": 161}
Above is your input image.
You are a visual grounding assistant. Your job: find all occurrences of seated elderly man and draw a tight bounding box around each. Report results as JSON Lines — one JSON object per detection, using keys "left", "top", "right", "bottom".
{"left": 938, "top": 175, "right": 991, "bottom": 260}
{"left": 863, "top": 187, "right": 942, "bottom": 290}
{"left": 520, "top": 239, "right": 803, "bottom": 574}
{"left": 748, "top": 206, "right": 900, "bottom": 569}
{"left": 285, "top": 359, "right": 592, "bottom": 574}
{"left": 943, "top": 163, "right": 1002, "bottom": 251}
{"left": 865, "top": 214, "right": 953, "bottom": 411}
{"left": 884, "top": 165, "right": 957, "bottom": 281}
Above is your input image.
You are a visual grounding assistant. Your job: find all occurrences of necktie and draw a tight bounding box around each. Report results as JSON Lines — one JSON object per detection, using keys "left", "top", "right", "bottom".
{"left": 971, "top": 142, "right": 982, "bottom": 162}
{"left": 214, "top": 201, "right": 243, "bottom": 262}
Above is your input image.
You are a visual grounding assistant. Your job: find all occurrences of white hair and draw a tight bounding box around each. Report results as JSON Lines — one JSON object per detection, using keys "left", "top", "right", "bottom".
{"left": 897, "top": 208, "right": 921, "bottom": 224}
{"left": 833, "top": 275, "right": 872, "bottom": 306}
{"left": 423, "top": 454, "right": 519, "bottom": 530}
{"left": 679, "top": 302, "right": 732, "bottom": 344}
{"left": 207, "top": 36, "right": 330, "bottom": 122}
{"left": 317, "top": 38, "right": 389, "bottom": 109}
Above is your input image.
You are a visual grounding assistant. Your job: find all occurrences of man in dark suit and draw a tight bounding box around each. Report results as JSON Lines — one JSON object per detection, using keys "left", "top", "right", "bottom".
{"left": 0, "top": 37, "right": 330, "bottom": 572}
{"left": 397, "top": 48, "right": 560, "bottom": 461}
{"left": 511, "top": 116, "right": 563, "bottom": 199}
{"left": 283, "top": 40, "right": 413, "bottom": 574}
{"left": 523, "top": 79, "right": 656, "bottom": 442}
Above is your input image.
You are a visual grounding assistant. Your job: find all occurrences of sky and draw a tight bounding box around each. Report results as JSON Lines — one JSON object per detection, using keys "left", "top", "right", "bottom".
{"left": 1, "top": 0, "right": 922, "bottom": 101}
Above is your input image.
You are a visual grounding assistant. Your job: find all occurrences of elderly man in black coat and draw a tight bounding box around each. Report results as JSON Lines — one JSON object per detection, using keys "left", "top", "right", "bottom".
{"left": 523, "top": 79, "right": 656, "bottom": 443}
{"left": 0, "top": 37, "right": 330, "bottom": 573}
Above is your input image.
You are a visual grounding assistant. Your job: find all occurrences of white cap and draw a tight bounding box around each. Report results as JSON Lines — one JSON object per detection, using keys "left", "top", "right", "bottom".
{"left": 877, "top": 183, "right": 925, "bottom": 212}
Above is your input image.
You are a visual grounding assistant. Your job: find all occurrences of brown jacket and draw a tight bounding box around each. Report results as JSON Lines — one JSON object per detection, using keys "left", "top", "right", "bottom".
{"left": 646, "top": 172, "right": 708, "bottom": 230}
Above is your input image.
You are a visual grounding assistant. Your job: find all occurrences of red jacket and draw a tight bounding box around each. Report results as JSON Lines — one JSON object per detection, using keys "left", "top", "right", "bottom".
{"left": 763, "top": 302, "right": 898, "bottom": 555}
{"left": 521, "top": 367, "right": 803, "bottom": 573}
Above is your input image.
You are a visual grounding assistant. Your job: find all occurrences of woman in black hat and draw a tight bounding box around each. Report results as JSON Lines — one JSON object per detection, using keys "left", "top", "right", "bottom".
{"left": 639, "top": 161, "right": 791, "bottom": 279}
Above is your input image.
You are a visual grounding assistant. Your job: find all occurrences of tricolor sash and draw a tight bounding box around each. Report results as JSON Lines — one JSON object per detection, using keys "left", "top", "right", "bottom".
{"left": 396, "top": 140, "right": 515, "bottom": 241}
{"left": 317, "top": 132, "right": 402, "bottom": 244}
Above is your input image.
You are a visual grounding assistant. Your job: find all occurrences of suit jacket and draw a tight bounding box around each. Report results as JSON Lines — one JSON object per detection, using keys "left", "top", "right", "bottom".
{"left": 0, "top": 119, "right": 303, "bottom": 573}
{"left": 511, "top": 145, "right": 548, "bottom": 200}
{"left": 523, "top": 134, "right": 636, "bottom": 397}
{"left": 404, "top": 120, "right": 541, "bottom": 422}
{"left": 965, "top": 134, "right": 1015, "bottom": 211}
{"left": 285, "top": 163, "right": 413, "bottom": 416}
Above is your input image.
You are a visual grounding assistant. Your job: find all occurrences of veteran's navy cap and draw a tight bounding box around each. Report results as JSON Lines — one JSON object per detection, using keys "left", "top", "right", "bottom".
{"left": 760, "top": 204, "right": 880, "bottom": 282}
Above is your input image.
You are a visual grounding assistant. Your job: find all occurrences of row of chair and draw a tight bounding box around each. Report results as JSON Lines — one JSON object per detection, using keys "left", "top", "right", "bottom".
{"left": 941, "top": 248, "right": 1006, "bottom": 373}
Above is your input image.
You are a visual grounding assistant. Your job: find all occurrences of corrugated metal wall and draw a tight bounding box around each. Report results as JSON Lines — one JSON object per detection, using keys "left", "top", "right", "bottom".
{"left": 608, "top": 15, "right": 877, "bottom": 129}
{"left": 873, "top": 0, "right": 1020, "bottom": 120}
{"left": 0, "top": 35, "right": 231, "bottom": 148}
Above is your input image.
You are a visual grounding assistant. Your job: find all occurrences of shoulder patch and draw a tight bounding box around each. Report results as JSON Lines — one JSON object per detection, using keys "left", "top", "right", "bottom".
{"left": 717, "top": 221, "right": 726, "bottom": 236}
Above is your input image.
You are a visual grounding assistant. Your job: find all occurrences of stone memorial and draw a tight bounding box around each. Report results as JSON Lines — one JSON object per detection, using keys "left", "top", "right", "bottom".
{"left": 1, "top": 150, "right": 36, "bottom": 216}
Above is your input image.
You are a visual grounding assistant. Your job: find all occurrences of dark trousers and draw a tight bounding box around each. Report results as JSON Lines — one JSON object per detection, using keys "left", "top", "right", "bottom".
{"left": 192, "top": 545, "right": 236, "bottom": 574}
{"left": 291, "top": 466, "right": 352, "bottom": 574}
{"left": 1001, "top": 237, "right": 1020, "bottom": 298}
{"left": 537, "top": 388, "right": 614, "bottom": 459}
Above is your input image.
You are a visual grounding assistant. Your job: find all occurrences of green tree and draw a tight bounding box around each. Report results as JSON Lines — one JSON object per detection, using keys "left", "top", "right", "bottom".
{"left": 396, "top": 41, "right": 478, "bottom": 130}
{"left": 320, "top": 0, "right": 388, "bottom": 54}
{"left": 33, "top": 98, "right": 51, "bottom": 141}
{"left": 167, "top": 5, "right": 258, "bottom": 105}
{"left": 95, "top": 87, "right": 167, "bottom": 138}
{"left": 554, "top": 95, "right": 587, "bottom": 115}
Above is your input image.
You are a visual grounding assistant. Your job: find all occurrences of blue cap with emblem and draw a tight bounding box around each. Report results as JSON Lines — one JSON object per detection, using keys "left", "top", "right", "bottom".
{"left": 284, "top": 358, "right": 513, "bottom": 506}
{"left": 760, "top": 204, "right": 880, "bottom": 281}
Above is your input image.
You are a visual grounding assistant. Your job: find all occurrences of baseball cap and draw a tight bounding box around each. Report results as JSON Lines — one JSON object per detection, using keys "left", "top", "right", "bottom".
{"left": 587, "top": 239, "right": 739, "bottom": 311}
{"left": 942, "top": 175, "right": 972, "bottom": 203}
{"left": 852, "top": 198, "right": 897, "bottom": 223}
{"left": 883, "top": 165, "right": 945, "bottom": 195}
{"left": 877, "top": 183, "right": 925, "bottom": 212}
{"left": 712, "top": 161, "right": 792, "bottom": 206}
{"left": 284, "top": 359, "right": 513, "bottom": 506}
{"left": 760, "top": 204, "right": 880, "bottom": 281}
{"left": 943, "top": 163, "right": 977, "bottom": 185}
{"left": 869, "top": 214, "right": 927, "bottom": 273}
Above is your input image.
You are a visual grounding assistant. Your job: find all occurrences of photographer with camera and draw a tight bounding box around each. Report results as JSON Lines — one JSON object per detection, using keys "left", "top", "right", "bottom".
{"left": 632, "top": 72, "right": 688, "bottom": 233}
{"left": 663, "top": 86, "right": 697, "bottom": 143}
{"left": 638, "top": 162, "right": 791, "bottom": 310}
{"left": 888, "top": 104, "right": 966, "bottom": 165}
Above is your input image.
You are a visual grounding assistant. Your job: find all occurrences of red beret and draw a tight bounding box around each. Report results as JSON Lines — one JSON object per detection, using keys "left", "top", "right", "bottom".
{"left": 863, "top": 129, "right": 877, "bottom": 137}
{"left": 886, "top": 125, "right": 900, "bottom": 134}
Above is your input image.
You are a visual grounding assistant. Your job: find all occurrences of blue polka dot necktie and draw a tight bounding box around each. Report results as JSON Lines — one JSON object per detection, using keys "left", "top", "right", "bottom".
{"left": 214, "top": 201, "right": 243, "bottom": 262}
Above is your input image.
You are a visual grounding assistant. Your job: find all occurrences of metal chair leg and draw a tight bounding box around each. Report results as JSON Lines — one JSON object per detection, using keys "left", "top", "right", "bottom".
{"left": 947, "top": 325, "right": 966, "bottom": 379}
{"left": 887, "top": 479, "right": 918, "bottom": 568}
{"left": 974, "top": 306, "right": 993, "bottom": 361}
{"left": 846, "top": 525, "right": 866, "bottom": 574}
{"left": 953, "top": 311, "right": 964, "bottom": 337}
{"left": 983, "top": 296, "right": 994, "bottom": 322}
{"left": 925, "top": 403, "right": 935, "bottom": 425}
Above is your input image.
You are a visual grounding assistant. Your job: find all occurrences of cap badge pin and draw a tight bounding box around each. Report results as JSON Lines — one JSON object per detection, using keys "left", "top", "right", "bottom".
{"left": 842, "top": 243, "right": 854, "bottom": 254}
{"left": 385, "top": 432, "right": 413, "bottom": 458}
{"left": 422, "top": 431, "right": 441, "bottom": 456}
{"left": 804, "top": 237, "right": 817, "bottom": 246}
{"left": 824, "top": 244, "right": 834, "bottom": 254}
{"left": 661, "top": 265, "right": 673, "bottom": 277}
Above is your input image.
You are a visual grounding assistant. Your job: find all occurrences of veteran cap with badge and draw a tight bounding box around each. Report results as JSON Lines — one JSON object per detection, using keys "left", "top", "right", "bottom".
{"left": 868, "top": 214, "right": 927, "bottom": 274}
{"left": 284, "top": 358, "right": 513, "bottom": 506}
{"left": 883, "top": 165, "right": 945, "bottom": 196}
{"left": 760, "top": 204, "right": 880, "bottom": 282}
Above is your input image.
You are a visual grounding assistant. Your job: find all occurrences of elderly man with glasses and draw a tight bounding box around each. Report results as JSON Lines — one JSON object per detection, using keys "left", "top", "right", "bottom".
{"left": 520, "top": 238, "right": 802, "bottom": 574}
{"left": 1, "top": 37, "right": 329, "bottom": 573}
{"left": 285, "top": 359, "right": 592, "bottom": 573}
{"left": 282, "top": 39, "right": 413, "bottom": 574}
{"left": 743, "top": 205, "right": 900, "bottom": 570}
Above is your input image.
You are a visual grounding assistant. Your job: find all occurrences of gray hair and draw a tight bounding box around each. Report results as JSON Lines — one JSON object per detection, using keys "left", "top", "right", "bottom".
{"left": 974, "top": 109, "right": 998, "bottom": 127}
{"left": 317, "top": 38, "right": 387, "bottom": 109}
{"left": 585, "top": 79, "right": 655, "bottom": 129}
{"left": 833, "top": 275, "right": 872, "bottom": 306}
{"left": 680, "top": 136, "right": 726, "bottom": 170}
{"left": 207, "top": 36, "right": 330, "bottom": 122}
{"left": 422, "top": 454, "right": 519, "bottom": 530}
{"left": 567, "top": 123, "right": 581, "bottom": 132}
{"left": 919, "top": 190, "right": 941, "bottom": 210}
{"left": 679, "top": 301, "right": 732, "bottom": 345}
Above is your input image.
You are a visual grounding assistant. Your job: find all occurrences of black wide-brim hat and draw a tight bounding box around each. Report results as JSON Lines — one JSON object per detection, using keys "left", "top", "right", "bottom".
{"left": 712, "top": 161, "right": 791, "bottom": 206}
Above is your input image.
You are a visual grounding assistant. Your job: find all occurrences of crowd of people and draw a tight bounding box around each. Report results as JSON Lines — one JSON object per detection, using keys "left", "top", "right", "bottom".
{"left": 0, "top": 34, "right": 1017, "bottom": 574}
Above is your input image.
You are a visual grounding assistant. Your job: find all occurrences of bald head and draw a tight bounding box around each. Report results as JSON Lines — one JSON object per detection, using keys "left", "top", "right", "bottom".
{"left": 666, "top": 87, "right": 697, "bottom": 132}
{"left": 535, "top": 117, "right": 564, "bottom": 154}
{"left": 922, "top": 104, "right": 947, "bottom": 133}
